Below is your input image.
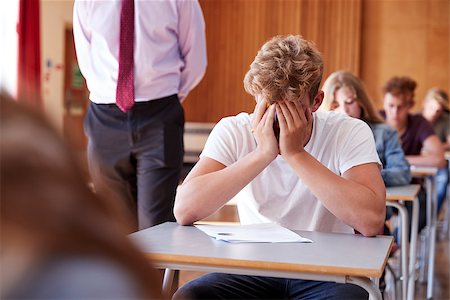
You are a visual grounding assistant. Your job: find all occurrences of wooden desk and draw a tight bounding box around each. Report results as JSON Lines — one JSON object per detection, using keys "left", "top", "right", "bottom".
{"left": 130, "top": 222, "right": 393, "bottom": 300}
{"left": 410, "top": 166, "right": 438, "bottom": 299}
{"left": 410, "top": 166, "right": 438, "bottom": 178}
{"left": 386, "top": 184, "right": 421, "bottom": 300}
{"left": 386, "top": 184, "right": 421, "bottom": 201}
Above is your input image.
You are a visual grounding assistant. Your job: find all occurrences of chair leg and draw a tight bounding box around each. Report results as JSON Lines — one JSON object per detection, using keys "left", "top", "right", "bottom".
{"left": 385, "top": 263, "right": 398, "bottom": 300}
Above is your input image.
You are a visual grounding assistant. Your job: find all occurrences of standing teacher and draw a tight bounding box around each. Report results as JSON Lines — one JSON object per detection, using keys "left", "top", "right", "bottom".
{"left": 73, "top": 0, "right": 207, "bottom": 230}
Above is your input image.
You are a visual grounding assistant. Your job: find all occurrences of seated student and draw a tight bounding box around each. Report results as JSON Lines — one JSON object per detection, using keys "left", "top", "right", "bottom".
{"left": 381, "top": 77, "right": 446, "bottom": 233}
{"left": 423, "top": 88, "right": 450, "bottom": 150}
{"left": 422, "top": 87, "right": 450, "bottom": 212}
{"left": 320, "top": 71, "right": 413, "bottom": 293}
{"left": 321, "top": 70, "right": 411, "bottom": 187}
{"left": 173, "top": 35, "right": 385, "bottom": 300}
{"left": 0, "top": 94, "right": 162, "bottom": 299}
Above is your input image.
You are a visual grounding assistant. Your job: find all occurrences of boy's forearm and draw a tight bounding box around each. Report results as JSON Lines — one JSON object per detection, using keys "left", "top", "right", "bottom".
{"left": 406, "top": 154, "right": 446, "bottom": 168}
{"left": 174, "top": 151, "right": 274, "bottom": 225}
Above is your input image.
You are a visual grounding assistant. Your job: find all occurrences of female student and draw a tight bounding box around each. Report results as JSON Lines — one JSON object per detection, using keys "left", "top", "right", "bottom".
{"left": 321, "top": 70, "right": 411, "bottom": 187}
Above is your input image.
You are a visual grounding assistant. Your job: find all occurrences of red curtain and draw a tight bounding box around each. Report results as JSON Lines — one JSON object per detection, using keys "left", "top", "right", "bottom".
{"left": 17, "top": 0, "right": 42, "bottom": 108}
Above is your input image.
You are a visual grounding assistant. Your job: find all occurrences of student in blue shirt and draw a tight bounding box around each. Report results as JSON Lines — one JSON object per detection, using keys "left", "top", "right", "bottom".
{"left": 321, "top": 70, "right": 411, "bottom": 187}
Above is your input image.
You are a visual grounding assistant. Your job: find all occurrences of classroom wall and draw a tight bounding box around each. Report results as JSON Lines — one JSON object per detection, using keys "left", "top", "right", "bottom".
{"left": 185, "top": 0, "right": 363, "bottom": 122}
{"left": 361, "top": 0, "right": 449, "bottom": 112}
{"left": 39, "top": 0, "right": 449, "bottom": 127}
{"left": 40, "top": 0, "right": 74, "bottom": 131}
{"left": 183, "top": 0, "right": 449, "bottom": 122}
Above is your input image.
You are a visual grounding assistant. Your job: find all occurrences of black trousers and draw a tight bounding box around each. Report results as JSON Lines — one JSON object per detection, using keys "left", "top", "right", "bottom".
{"left": 174, "top": 273, "right": 368, "bottom": 300}
{"left": 84, "top": 95, "right": 183, "bottom": 230}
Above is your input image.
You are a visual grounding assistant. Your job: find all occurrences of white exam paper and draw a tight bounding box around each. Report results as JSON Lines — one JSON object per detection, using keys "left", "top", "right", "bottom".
{"left": 194, "top": 223, "right": 312, "bottom": 243}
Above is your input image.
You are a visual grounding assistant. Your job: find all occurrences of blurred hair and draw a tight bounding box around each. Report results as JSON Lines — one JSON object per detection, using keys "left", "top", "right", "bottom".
{"left": 382, "top": 76, "right": 417, "bottom": 97}
{"left": 244, "top": 35, "right": 323, "bottom": 104}
{"left": 321, "top": 70, "right": 384, "bottom": 124}
{"left": 424, "top": 87, "right": 449, "bottom": 111}
{"left": 0, "top": 93, "right": 162, "bottom": 298}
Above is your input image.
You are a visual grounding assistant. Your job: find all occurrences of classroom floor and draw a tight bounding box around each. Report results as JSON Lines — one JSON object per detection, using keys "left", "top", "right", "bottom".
{"left": 178, "top": 206, "right": 450, "bottom": 300}
{"left": 413, "top": 226, "right": 449, "bottom": 300}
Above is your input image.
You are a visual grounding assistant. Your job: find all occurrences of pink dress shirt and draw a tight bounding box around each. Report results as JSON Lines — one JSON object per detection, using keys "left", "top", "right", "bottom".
{"left": 73, "top": 0, "right": 207, "bottom": 103}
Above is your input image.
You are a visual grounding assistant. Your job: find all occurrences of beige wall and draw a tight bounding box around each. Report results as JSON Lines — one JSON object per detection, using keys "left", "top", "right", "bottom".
{"left": 361, "top": 0, "right": 449, "bottom": 112}
{"left": 40, "top": 0, "right": 449, "bottom": 124}
{"left": 40, "top": 0, "right": 74, "bottom": 130}
{"left": 186, "top": 0, "right": 449, "bottom": 121}
{"left": 185, "top": 0, "right": 363, "bottom": 122}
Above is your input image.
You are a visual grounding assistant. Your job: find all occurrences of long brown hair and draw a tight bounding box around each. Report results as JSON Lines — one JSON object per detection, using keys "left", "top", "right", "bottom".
{"left": 0, "top": 94, "right": 163, "bottom": 299}
{"left": 321, "top": 70, "right": 384, "bottom": 124}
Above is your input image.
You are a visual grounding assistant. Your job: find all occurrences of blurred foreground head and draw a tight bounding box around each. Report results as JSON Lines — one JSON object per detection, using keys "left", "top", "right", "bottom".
{"left": 0, "top": 94, "right": 162, "bottom": 299}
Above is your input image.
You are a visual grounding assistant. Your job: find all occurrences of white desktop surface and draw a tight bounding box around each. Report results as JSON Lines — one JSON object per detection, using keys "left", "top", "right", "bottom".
{"left": 129, "top": 222, "right": 392, "bottom": 279}
{"left": 386, "top": 184, "right": 421, "bottom": 201}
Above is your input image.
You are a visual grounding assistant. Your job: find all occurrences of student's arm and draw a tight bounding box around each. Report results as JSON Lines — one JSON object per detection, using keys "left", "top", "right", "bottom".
{"left": 72, "top": 1, "right": 93, "bottom": 80}
{"left": 381, "top": 128, "right": 412, "bottom": 186}
{"left": 177, "top": 0, "right": 207, "bottom": 101}
{"left": 445, "top": 134, "right": 450, "bottom": 151}
{"left": 174, "top": 153, "right": 272, "bottom": 225}
{"left": 174, "top": 101, "right": 278, "bottom": 225}
{"left": 276, "top": 101, "right": 386, "bottom": 237}
{"left": 406, "top": 135, "right": 446, "bottom": 168}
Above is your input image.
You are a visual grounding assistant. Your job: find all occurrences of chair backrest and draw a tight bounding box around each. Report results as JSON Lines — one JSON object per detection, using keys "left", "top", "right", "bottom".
{"left": 184, "top": 122, "right": 216, "bottom": 163}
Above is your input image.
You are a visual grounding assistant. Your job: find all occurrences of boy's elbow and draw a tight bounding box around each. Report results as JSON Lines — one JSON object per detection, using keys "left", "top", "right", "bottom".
{"left": 358, "top": 220, "right": 384, "bottom": 237}
{"left": 359, "top": 221, "right": 384, "bottom": 237}
{"left": 429, "top": 153, "right": 446, "bottom": 168}
{"left": 174, "top": 188, "right": 203, "bottom": 226}
{"left": 173, "top": 200, "right": 195, "bottom": 226}
{"left": 174, "top": 206, "right": 195, "bottom": 226}
{"left": 175, "top": 215, "right": 193, "bottom": 226}
{"left": 359, "top": 205, "right": 386, "bottom": 237}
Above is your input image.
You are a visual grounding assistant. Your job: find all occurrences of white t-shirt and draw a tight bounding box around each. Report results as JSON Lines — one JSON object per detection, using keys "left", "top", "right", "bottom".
{"left": 200, "top": 111, "right": 381, "bottom": 234}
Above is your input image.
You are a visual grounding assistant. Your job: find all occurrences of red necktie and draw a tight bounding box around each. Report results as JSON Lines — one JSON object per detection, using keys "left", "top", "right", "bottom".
{"left": 116, "top": 0, "right": 135, "bottom": 112}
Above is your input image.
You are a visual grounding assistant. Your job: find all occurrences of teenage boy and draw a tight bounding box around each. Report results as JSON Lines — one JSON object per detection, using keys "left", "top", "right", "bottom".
{"left": 174, "top": 35, "right": 385, "bottom": 299}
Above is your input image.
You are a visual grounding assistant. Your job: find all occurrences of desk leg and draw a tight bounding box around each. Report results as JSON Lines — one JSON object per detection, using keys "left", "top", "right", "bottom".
{"left": 407, "top": 197, "right": 419, "bottom": 300}
{"left": 447, "top": 163, "right": 450, "bottom": 239}
{"left": 420, "top": 178, "right": 433, "bottom": 283}
{"left": 386, "top": 201, "right": 409, "bottom": 300}
{"left": 162, "top": 268, "right": 175, "bottom": 296}
{"left": 427, "top": 176, "right": 437, "bottom": 299}
{"left": 346, "top": 277, "right": 382, "bottom": 300}
{"left": 447, "top": 176, "right": 450, "bottom": 239}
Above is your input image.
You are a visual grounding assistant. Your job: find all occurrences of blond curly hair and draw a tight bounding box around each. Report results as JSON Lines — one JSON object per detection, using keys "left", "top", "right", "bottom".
{"left": 244, "top": 35, "right": 323, "bottom": 104}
